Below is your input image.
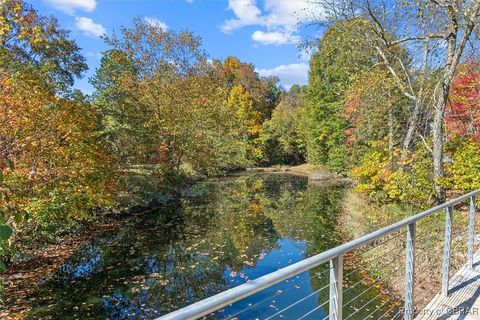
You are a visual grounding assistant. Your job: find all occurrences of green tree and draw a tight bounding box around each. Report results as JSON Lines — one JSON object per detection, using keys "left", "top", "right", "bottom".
{"left": 314, "top": 0, "right": 480, "bottom": 202}
{"left": 226, "top": 84, "right": 262, "bottom": 164}
{"left": 302, "top": 19, "right": 377, "bottom": 172}
{"left": 91, "top": 18, "right": 243, "bottom": 175}
{"left": 219, "top": 56, "right": 281, "bottom": 121}
{"left": 260, "top": 85, "right": 306, "bottom": 164}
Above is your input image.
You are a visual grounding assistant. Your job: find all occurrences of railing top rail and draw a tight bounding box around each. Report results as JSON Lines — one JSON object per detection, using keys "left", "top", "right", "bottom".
{"left": 156, "top": 189, "right": 480, "bottom": 320}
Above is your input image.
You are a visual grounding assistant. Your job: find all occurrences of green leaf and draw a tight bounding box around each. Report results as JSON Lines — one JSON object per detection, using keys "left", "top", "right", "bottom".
{"left": 0, "top": 225, "right": 13, "bottom": 241}
{"left": 14, "top": 212, "right": 23, "bottom": 224}
{"left": 0, "top": 171, "right": 3, "bottom": 183}
{"left": 7, "top": 160, "right": 14, "bottom": 170}
{"left": 0, "top": 262, "right": 6, "bottom": 271}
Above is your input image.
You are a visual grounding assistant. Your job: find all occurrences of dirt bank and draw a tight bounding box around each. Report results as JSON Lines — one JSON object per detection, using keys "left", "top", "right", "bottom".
{"left": 0, "top": 205, "right": 161, "bottom": 319}
{"left": 246, "top": 163, "right": 351, "bottom": 183}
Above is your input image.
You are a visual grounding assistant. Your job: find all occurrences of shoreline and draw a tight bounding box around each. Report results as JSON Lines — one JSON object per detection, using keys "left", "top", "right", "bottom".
{"left": 245, "top": 163, "right": 352, "bottom": 184}
{"left": 0, "top": 204, "right": 163, "bottom": 319}
{"left": 0, "top": 163, "right": 346, "bottom": 318}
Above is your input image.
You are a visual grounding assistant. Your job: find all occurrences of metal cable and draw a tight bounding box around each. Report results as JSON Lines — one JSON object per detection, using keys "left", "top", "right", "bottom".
{"left": 377, "top": 304, "right": 399, "bottom": 320}
{"left": 222, "top": 265, "right": 332, "bottom": 320}
{"left": 343, "top": 257, "right": 402, "bottom": 302}
{"left": 263, "top": 284, "right": 331, "bottom": 320}
{"left": 320, "top": 312, "right": 332, "bottom": 320}
{"left": 295, "top": 300, "right": 330, "bottom": 320}
{"left": 415, "top": 285, "right": 439, "bottom": 306}
{"left": 390, "top": 310, "right": 403, "bottom": 320}
{"left": 344, "top": 250, "right": 403, "bottom": 285}
{"left": 361, "top": 296, "right": 394, "bottom": 320}
{"left": 354, "top": 231, "right": 407, "bottom": 259}
{"left": 344, "top": 274, "right": 404, "bottom": 318}
{"left": 344, "top": 290, "right": 389, "bottom": 320}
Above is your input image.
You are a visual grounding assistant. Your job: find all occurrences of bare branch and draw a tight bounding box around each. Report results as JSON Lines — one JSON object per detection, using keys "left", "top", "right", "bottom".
{"left": 389, "top": 34, "right": 446, "bottom": 46}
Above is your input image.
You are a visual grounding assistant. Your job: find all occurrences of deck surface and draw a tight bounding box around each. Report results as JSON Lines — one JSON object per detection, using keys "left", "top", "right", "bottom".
{"left": 417, "top": 255, "right": 480, "bottom": 320}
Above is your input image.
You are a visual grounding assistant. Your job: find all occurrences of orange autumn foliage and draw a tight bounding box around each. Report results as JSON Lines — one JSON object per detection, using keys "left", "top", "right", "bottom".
{"left": 0, "top": 71, "right": 116, "bottom": 225}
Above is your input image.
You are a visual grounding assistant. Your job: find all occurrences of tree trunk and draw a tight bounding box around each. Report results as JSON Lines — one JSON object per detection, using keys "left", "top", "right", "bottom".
{"left": 431, "top": 2, "right": 479, "bottom": 203}
{"left": 432, "top": 89, "right": 447, "bottom": 203}
{"left": 402, "top": 101, "right": 421, "bottom": 152}
{"left": 388, "top": 104, "right": 394, "bottom": 155}
{"left": 432, "top": 32, "right": 456, "bottom": 204}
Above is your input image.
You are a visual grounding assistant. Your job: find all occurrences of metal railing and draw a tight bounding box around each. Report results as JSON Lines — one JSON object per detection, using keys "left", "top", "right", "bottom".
{"left": 156, "top": 189, "right": 480, "bottom": 320}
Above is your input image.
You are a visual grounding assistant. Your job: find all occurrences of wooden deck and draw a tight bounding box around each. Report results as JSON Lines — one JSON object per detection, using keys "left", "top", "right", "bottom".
{"left": 417, "top": 255, "right": 480, "bottom": 320}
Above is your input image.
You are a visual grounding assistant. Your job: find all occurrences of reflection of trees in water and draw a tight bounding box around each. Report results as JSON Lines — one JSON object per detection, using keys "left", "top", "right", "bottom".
{"left": 27, "top": 174, "right": 391, "bottom": 320}
{"left": 206, "top": 175, "right": 280, "bottom": 270}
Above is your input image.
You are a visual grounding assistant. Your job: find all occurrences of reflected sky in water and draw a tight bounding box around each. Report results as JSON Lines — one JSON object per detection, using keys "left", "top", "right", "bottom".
{"left": 26, "top": 173, "right": 395, "bottom": 319}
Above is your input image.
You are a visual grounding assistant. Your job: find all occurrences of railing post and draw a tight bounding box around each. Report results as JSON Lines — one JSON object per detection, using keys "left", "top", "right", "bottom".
{"left": 442, "top": 206, "right": 453, "bottom": 296}
{"left": 329, "top": 254, "right": 343, "bottom": 320}
{"left": 404, "top": 222, "right": 416, "bottom": 320}
{"left": 468, "top": 196, "right": 476, "bottom": 269}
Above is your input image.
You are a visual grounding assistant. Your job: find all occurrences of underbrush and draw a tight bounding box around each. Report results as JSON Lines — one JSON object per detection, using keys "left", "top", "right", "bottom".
{"left": 341, "top": 190, "right": 473, "bottom": 311}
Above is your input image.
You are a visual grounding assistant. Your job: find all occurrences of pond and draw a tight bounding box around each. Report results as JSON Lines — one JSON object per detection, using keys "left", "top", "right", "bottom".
{"left": 26, "top": 173, "right": 398, "bottom": 319}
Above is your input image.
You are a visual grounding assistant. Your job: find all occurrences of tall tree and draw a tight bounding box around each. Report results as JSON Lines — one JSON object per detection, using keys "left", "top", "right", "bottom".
{"left": 303, "top": 19, "right": 378, "bottom": 172}
{"left": 0, "top": 0, "right": 87, "bottom": 91}
{"left": 445, "top": 62, "right": 480, "bottom": 143}
{"left": 260, "top": 85, "right": 306, "bottom": 164}
{"left": 91, "top": 19, "right": 242, "bottom": 174}
{"left": 314, "top": 0, "right": 480, "bottom": 202}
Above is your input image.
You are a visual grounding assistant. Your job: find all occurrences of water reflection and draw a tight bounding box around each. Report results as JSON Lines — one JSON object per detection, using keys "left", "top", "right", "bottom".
{"left": 26, "top": 173, "right": 395, "bottom": 319}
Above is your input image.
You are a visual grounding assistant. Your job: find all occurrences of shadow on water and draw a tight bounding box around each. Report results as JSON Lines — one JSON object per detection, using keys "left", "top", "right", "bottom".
{"left": 26, "top": 173, "right": 397, "bottom": 319}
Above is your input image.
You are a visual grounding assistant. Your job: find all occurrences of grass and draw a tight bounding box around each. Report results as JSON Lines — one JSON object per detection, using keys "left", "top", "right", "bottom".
{"left": 340, "top": 190, "right": 473, "bottom": 310}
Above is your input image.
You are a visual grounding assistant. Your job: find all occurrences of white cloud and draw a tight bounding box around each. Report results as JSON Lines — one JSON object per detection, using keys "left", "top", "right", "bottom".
{"left": 222, "top": 0, "right": 262, "bottom": 33}
{"left": 251, "top": 30, "right": 300, "bottom": 45}
{"left": 145, "top": 17, "right": 169, "bottom": 30}
{"left": 222, "top": 0, "right": 321, "bottom": 46}
{"left": 86, "top": 51, "right": 102, "bottom": 59}
{"left": 43, "top": 0, "right": 96, "bottom": 14}
{"left": 75, "top": 17, "right": 106, "bottom": 37}
{"left": 256, "top": 63, "right": 309, "bottom": 89}
{"left": 262, "top": 0, "right": 313, "bottom": 30}
{"left": 186, "top": 0, "right": 193, "bottom": 3}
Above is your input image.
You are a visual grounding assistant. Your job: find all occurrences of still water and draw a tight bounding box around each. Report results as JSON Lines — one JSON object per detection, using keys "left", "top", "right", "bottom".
{"left": 27, "top": 173, "right": 397, "bottom": 319}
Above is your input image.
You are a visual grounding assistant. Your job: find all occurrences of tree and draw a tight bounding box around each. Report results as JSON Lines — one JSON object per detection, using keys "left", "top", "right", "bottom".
{"left": 218, "top": 56, "right": 281, "bottom": 122}
{"left": 260, "top": 85, "right": 306, "bottom": 165}
{"left": 344, "top": 67, "right": 409, "bottom": 161}
{"left": 91, "top": 49, "right": 152, "bottom": 165}
{"left": 302, "top": 19, "right": 378, "bottom": 172}
{"left": 92, "top": 19, "right": 243, "bottom": 174}
{"left": 314, "top": 0, "right": 480, "bottom": 202}
{"left": 0, "top": 68, "right": 116, "bottom": 269}
{"left": 446, "top": 62, "right": 480, "bottom": 143}
{"left": 0, "top": 0, "right": 87, "bottom": 91}
{"left": 226, "top": 84, "right": 262, "bottom": 164}
{"left": 0, "top": 1, "right": 112, "bottom": 271}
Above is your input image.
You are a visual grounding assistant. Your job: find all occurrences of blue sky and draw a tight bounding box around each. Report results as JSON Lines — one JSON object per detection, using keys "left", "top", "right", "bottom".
{"left": 28, "top": 0, "right": 322, "bottom": 94}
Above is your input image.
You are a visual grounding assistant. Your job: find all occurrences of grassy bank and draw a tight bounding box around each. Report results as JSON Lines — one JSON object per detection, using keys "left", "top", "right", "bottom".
{"left": 340, "top": 191, "right": 474, "bottom": 310}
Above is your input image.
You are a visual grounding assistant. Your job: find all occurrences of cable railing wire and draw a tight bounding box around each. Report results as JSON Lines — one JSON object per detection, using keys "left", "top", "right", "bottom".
{"left": 344, "top": 290, "right": 392, "bottom": 320}
{"left": 344, "top": 275, "right": 404, "bottom": 318}
{"left": 263, "top": 282, "right": 331, "bottom": 320}
{"left": 344, "top": 249, "right": 404, "bottom": 285}
{"left": 222, "top": 265, "right": 333, "bottom": 320}
{"left": 157, "top": 190, "right": 480, "bottom": 320}
{"left": 343, "top": 261, "right": 404, "bottom": 305}
{"left": 361, "top": 296, "right": 395, "bottom": 320}
{"left": 295, "top": 299, "right": 330, "bottom": 320}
